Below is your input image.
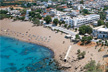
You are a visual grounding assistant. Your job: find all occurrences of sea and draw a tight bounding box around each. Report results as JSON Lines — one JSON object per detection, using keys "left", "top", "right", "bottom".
{"left": 0, "top": 36, "right": 60, "bottom": 72}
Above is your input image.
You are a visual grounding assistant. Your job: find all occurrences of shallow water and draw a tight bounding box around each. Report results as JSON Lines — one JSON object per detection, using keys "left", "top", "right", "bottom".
{"left": 0, "top": 36, "right": 60, "bottom": 72}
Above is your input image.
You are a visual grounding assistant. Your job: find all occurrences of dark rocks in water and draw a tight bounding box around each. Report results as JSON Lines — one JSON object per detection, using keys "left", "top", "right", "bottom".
{"left": 11, "top": 49, "right": 18, "bottom": 53}
{"left": 4, "top": 67, "right": 17, "bottom": 72}
{"left": 1, "top": 55, "right": 10, "bottom": 59}
{"left": 26, "top": 66, "right": 35, "bottom": 71}
{"left": 24, "top": 58, "right": 60, "bottom": 72}
{"left": 8, "top": 63, "right": 15, "bottom": 66}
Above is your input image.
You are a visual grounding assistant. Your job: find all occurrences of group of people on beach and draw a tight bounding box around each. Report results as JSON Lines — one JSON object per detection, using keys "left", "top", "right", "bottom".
{"left": 0, "top": 28, "right": 51, "bottom": 43}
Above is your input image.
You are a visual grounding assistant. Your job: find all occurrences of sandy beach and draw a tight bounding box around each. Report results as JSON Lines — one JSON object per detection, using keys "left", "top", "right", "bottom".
{"left": 0, "top": 19, "right": 108, "bottom": 72}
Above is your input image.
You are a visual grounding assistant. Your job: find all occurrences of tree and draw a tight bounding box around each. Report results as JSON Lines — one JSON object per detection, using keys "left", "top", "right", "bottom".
{"left": 10, "top": 7, "right": 13, "bottom": 10}
{"left": 87, "top": 36, "right": 92, "bottom": 43}
{"left": 82, "top": 9, "right": 89, "bottom": 14}
{"left": 84, "top": 60, "right": 102, "bottom": 72}
{"left": 36, "top": 9, "right": 42, "bottom": 13}
{"left": 26, "top": 3, "right": 32, "bottom": 7}
{"left": 62, "top": 21, "right": 65, "bottom": 24}
{"left": 59, "top": 21, "right": 62, "bottom": 26}
{"left": 80, "top": 0, "right": 84, "bottom": 4}
{"left": 79, "top": 25, "right": 92, "bottom": 35}
{"left": 44, "top": 15, "right": 52, "bottom": 24}
{"left": 67, "top": 25, "right": 71, "bottom": 29}
{"left": 96, "top": 42, "right": 99, "bottom": 45}
{"left": 98, "top": 20, "right": 104, "bottom": 26}
{"left": 99, "top": 12, "right": 106, "bottom": 20}
{"left": 81, "top": 36, "right": 87, "bottom": 45}
{"left": 81, "top": 36, "right": 92, "bottom": 45}
{"left": 81, "top": 51, "right": 86, "bottom": 58}
{"left": 77, "top": 49, "right": 81, "bottom": 54}
{"left": 53, "top": 18, "right": 59, "bottom": 26}
{"left": 36, "top": 13, "right": 42, "bottom": 19}
{"left": 20, "top": 16, "right": 25, "bottom": 21}
{"left": 99, "top": 40, "right": 102, "bottom": 43}
{"left": 0, "top": 10, "right": 8, "bottom": 14}
{"left": 20, "top": 9, "right": 26, "bottom": 15}
{"left": 64, "top": 24, "right": 67, "bottom": 28}
{"left": 75, "top": 34, "right": 80, "bottom": 40}
{"left": 75, "top": 28, "right": 77, "bottom": 32}
{"left": 29, "top": 11, "right": 35, "bottom": 17}
{"left": 105, "top": 22, "right": 108, "bottom": 28}
{"left": 0, "top": 14, "right": 11, "bottom": 20}
{"left": 32, "top": 18, "right": 40, "bottom": 26}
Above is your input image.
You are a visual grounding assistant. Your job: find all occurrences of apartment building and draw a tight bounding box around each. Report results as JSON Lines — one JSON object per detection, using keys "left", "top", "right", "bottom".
{"left": 72, "top": 14, "right": 100, "bottom": 27}
{"left": 92, "top": 26, "right": 108, "bottom": 39}
{"left": 31, "top": 6, "right": 46, "bottom": 11}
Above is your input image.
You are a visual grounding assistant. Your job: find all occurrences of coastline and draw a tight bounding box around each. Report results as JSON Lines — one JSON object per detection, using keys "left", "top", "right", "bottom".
{"left": 0, "top": 19, "right": 108, "bottom": 72}
{"left": 0, "top": 34, "right": 55, "bottom": 58}
{"left": 0, "top": 19, "right": 72, "bottom": 70}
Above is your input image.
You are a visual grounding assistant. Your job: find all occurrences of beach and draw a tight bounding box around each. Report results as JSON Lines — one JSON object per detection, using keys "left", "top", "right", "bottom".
{"left": 0, "top": 19, "right": 108, "bottom": 72}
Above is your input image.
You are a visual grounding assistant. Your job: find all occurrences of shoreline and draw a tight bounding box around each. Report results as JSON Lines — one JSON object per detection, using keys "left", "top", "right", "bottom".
{"left": 0, "top": 34, "right": 55, "bottom": 59}
{"left": 0, "top": 19, "right": 108, "bottom": 72}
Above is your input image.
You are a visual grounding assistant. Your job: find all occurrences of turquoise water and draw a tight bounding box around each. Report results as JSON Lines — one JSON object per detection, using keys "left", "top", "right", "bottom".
{"left": 0, "top": 36, "right": 60, "bottom": 72}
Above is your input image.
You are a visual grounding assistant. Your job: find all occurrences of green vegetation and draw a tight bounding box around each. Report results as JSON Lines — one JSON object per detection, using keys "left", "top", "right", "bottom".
{"left": 21, "top": 2, "right": 36, "bottom": 8}
{"left": 82, "top": 9, "right": 90, "bottom": 15}
{"left": 80, "top": 0, "right": 84, "bottom": 4}
{"left": 64, "top": 24, "right": 67, "bottom": 28}
{"left": 14, "top": 16, "right": 25, "bottom": 21}
{"left": 0, "top": 10, "right": 11, "bottom": 20}
{"left": 99, "top": 12, "right": 106, "bottom": 20}
{"left": 67, "top": 25, "right": 71, "bottom": 29}
{"left": 79, "top": 25, "right": 92, "bottom": 35}
{"left": 29, "top": 11, "right": 42, "bottom": 19}
{"left": 0, "top": 10, "right": 8, "bottom": 14}
{"left": 77, "top": 49, "right": 81, "bottom": 54}
{"left": 0, "top": 14, "right": 11, "bottom": 20}
{"left": 56, "top": 8, "right": 64, "bottom": 12}
{"left": 75, "top": 28, "right": 77, "bottom": 32}
{"left": 44, "top": 15, "right": 52, "bottom": 24}
{"left": 103, "top": 6, "right": 108, "bottom": 11}
{"left": 84, "top": 60, "right": 102, "bottom": 72}
{"left": 20, "top": 9, "right": 26, "bottom": 15}
{"left": 77, "top": 50, "right": 86, "bottom": 59}
{"left": 97, "top": 20, "right": 104, "bottom": 26}
{"left": 59, "top": 21, "right": 65, "bottom": 26}
{"left": 29, "top": 11, "right": 35, "bottom": 18}
{"left": 75, "top": 34, "right": 80, "bottom": 40}
{"left": 35, "top": 9, "right": 42, "bottom": 13}
{"left": 53, "top": 18, "right": 59, "bottom": 26}
{"left": 105, "top": 22, "right": 108, "bottom": 28}
{"left": 0, "top": 2, "right": 20, "bottom": 6}
{"left": 81, "top": 36, "right": 93, "bottom": 45}
{"left": 32, "top": 18, "right": 40, "bottom": 26}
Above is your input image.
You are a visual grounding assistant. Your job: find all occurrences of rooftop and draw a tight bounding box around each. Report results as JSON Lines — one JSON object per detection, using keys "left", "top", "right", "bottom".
{"left": 98, "top": 28, "right": 108, "bottom": 32}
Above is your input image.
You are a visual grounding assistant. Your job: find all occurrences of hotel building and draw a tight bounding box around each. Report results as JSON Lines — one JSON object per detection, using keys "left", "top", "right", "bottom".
{"left": 72, "top": 14, "right": 100, "bottom": 27}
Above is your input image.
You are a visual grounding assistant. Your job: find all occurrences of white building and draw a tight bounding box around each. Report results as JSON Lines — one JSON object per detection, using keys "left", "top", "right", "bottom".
{"left": 72, "top": 14, "right": 100, "bottom": 27}
{"left": 70, "top": 10, "right": 80, "bottom": 16}
{"left": 8, "top": 10, "right": 21, "bottom": 17}
{"left": 25, "top": 9, "right": 31, "bottom": 20}
{"left": 60, "top": 15, "right": 73, "bottom": 26}
{"left": 51, "top": 9, "right": 100, "bottom": 27}
{"left": 31, "top": 6, "right": 46, "bottom": 11}
{"left": 105, "top": 10, "right": 108, "bottom": 14}
{"left": 92, "top": 26, "right": 108, "bottom": 39}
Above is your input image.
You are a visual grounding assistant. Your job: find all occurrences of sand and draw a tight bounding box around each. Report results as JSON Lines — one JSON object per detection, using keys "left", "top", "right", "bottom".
{"left": 0, "top": 19, "right": 108, "bottom": 72}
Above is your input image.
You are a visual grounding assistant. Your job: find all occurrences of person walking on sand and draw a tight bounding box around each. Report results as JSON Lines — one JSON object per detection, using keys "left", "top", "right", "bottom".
{"left": 63, "top": 41, "right": 65, "bottom": 44}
